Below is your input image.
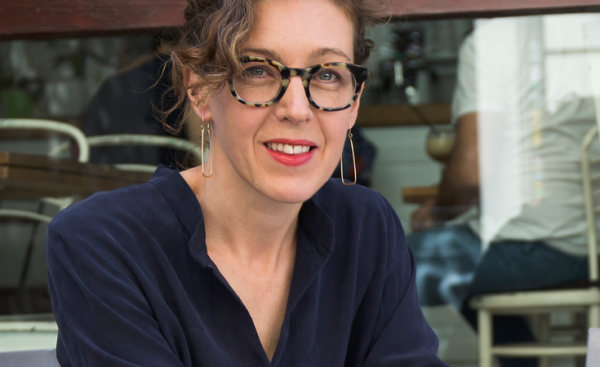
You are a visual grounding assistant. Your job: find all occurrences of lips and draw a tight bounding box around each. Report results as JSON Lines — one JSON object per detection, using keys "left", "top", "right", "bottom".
{"left": 264, "top": 139, "right": 316, "bottom": 167}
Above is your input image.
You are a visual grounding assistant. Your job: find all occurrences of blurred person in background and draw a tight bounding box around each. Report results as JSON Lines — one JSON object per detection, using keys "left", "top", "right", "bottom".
{"left": 408, "top": 14, "right": 600, "bottom": 367}
{"left": 83, "top": 35, "right": 190, "bottom": 167}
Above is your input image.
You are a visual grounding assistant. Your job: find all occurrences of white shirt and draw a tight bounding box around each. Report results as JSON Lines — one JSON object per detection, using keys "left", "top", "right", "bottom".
{"left": 452, "top": 14, "right": 600, "bottom": 256}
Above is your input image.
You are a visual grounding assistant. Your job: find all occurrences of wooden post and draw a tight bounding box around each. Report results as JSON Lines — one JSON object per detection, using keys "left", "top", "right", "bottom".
{"left": 478, "top": 310, "right": 493, "bottom": 367}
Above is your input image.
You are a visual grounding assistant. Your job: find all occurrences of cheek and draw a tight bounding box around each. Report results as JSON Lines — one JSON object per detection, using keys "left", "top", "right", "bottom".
{"left": 321, "top": 118, "right": 352, "bottom": 173}
{"left": 324, "top": 116, "right": 352, "bottom": 151}
{"left": 209, "top": 91, "right": 259, "bottom": 147}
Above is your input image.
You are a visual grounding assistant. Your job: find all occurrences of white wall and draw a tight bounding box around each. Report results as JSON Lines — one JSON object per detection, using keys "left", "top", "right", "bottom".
{"left": 362, "top": 126, "right": 442, "bottom": 234}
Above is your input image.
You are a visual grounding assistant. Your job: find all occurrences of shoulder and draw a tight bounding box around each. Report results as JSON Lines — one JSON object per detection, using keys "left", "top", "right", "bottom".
{"left": 46, "top": 167, "right": 196, "bottom": 260}
{"left": 474, "top": 18, "right": 520, "bottom": 37}
{"left": 44, "top": 182, "right": 167, "bottom": 284}
{"left": 49, "top": 166, "right": 196, "bottom": 234}
{"left": 49, "top": 181, "right": 164, "bottom": 237}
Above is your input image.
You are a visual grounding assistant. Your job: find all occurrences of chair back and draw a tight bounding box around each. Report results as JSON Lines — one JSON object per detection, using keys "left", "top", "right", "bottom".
{"left": 86, "top": 134, "right": 203, "bottom": 173}
{"left": 582, "top": 125, "right": 600, "bottom": 282}
{"left": 0, "top": 119, "right": 89, "bottom": 163}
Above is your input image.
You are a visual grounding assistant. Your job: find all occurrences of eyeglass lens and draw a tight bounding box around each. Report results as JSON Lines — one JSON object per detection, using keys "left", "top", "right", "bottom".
{"left": 232, "top": 62, "right": 357, "bottom": 109}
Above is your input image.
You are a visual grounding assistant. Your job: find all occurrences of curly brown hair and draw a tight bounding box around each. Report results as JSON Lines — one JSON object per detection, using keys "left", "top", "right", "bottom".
{"left": 162, "top": 0, "right": 387, "bottom": 133}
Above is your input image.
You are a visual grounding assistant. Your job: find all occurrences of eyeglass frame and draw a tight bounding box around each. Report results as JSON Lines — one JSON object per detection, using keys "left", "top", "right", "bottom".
{"left": 228, "top": 56, "right": 368, "bottom": 112}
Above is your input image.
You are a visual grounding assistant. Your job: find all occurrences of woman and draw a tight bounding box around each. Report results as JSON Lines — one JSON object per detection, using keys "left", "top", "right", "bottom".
{"left": 46, "top": 0, "right": 447, "bottom": 366}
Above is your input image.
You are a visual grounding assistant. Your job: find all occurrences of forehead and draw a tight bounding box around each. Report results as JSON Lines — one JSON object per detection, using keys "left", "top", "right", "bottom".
{"left": 246, "top": 0, "right": 354, "bottom": 65}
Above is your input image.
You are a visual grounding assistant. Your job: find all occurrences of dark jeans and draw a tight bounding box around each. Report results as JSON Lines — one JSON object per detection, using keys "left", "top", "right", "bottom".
{"left": 407, "top": 225, "right": 589, "bottom": 367}
{"left": 462, "top": 240, "right": 588, "bottom": 367}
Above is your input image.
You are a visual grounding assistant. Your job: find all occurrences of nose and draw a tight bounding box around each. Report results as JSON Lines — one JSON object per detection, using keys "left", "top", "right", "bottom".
{"left": 274, "top": 76, "right": 312, "bottom": 124}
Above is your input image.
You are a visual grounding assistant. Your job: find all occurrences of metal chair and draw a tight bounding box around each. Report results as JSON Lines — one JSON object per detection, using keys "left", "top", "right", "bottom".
{"left": 86, "top": 134, "right": 203, "bottom": 173}
{"left": 0, "top": 118, "right": 89, "bottom": 298}
{"left": 0, "top": 118, "right": 90, "bottom": 213}
{"left": 470, "top": 125, "right": 600, "bottom": 367}
{"left": 0, "top": 118, "right": 89, "bottom": 162}
{"left": 0, "top": 118, "right": 90, "bottom": 210}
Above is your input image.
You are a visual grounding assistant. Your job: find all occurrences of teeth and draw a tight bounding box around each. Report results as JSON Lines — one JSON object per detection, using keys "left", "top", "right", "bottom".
{"left": 266, "top": 143, "right": 312, "bottom": 155}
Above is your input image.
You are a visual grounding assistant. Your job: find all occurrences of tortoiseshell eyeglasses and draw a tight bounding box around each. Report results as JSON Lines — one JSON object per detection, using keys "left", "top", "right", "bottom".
{"left": 229, "top": 56, "right": 368, "bottom": 112}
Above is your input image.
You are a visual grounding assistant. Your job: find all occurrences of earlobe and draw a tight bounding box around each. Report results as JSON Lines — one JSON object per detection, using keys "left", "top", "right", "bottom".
{"left": 188, "top": 96, "right": 211, "bottom": 124}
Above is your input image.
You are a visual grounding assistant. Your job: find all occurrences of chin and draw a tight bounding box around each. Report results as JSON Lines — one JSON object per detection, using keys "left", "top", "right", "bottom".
{"left": 258, "top": 177, "right": 328, "bottom": 204}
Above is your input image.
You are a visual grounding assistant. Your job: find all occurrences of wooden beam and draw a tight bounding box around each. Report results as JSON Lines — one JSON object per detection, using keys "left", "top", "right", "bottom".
{"left": 387, "top": 0, "right": 600, "bottom": 20}
{"left": 1, "top": 0, "right": 599, "bottom": 40}
{"left": 402, "top": 186, "right": 438, "bottom": 204}
{"left": 0, "top": 0, "right": 186, "bottom": 40}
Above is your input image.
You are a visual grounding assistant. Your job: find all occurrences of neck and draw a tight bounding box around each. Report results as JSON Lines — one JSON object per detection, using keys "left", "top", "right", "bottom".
{"left": 182, "top": 160, "right": 302, "bottom": 268}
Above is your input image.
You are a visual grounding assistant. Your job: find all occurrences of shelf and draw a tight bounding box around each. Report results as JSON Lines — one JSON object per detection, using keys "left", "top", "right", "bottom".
{"left": 402, "top": 186, "right": 439, "bottom": 204}
{"left": 356, "top": 103, "right": 451, "bottom": 127}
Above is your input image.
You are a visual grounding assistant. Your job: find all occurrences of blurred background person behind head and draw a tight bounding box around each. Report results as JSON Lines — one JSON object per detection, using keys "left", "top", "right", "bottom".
{"left": 407, "top": 14, "right": 600, "bottom": 367}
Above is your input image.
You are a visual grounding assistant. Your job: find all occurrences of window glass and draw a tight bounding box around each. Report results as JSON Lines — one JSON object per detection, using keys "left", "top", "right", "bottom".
{"left": 1, "top": 11, "right": 600, "bottom": 365}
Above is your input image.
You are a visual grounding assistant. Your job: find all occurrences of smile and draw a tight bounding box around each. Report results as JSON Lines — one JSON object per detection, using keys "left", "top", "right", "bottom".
{"left": 264, "top": 140, "right": 316, "bottom": 167}
{"left": 266, "top": 142, "right": 312, "bottom": 155}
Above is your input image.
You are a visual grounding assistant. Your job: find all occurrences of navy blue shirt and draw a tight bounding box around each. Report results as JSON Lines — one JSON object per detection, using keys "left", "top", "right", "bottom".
{"left": 46, "top": 166, "right": 447, "bottom": 366}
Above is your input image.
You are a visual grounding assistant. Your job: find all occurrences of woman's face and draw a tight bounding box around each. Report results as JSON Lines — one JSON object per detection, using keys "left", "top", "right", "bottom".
{"left": 194, "top": 0, "right": 361, "bottom": 204}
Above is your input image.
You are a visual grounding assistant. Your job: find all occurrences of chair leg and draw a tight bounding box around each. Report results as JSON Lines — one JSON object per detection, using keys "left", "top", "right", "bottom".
{"left": 589, "top": 305, "right": 600, "bottom": 328}
{"left": 479, "top": 310, "right": 493, "bottom": 367}
{"left": 539, "top": 314, "right": 550, "bottom": 367}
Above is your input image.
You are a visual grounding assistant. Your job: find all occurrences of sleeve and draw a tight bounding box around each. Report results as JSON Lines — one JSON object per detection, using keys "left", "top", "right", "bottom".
{"left": 451, "top": 32, "right": 478, "bottom": 124}
{"left": 451, "top": 22, "right": 509, "bottom": 124}
{"left": 357, "top": 199, "right": 448, "bottom": 367}
{"left": 45, "top": 220, "right": 186, "bottom": 367}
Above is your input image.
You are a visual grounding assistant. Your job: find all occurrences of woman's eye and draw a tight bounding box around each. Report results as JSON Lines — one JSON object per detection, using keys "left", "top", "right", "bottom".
{"left": 246, "top": 67, "right": 265, "bottom": 76}
{"left": 318, "top": 71, "right": 337, "bottom": 81}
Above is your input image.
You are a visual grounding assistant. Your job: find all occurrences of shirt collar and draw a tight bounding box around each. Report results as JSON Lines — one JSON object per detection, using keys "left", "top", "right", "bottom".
{"left": 150, "top": 164, "right": 336, "bottom": 269}
{"left": 298, "top": 197, "right": 335, "bottom": 254}
{"left": 187, "top": 187, "right": 336, "bottom": 269}
{"left": 149, "top": 165, "right": 203, "bottom": 237}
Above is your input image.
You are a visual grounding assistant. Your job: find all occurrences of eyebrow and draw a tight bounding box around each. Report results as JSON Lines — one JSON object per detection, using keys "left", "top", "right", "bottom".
{"left": 309, "top": 48, "right": 352, "bottom": 62}
{"left": 240, "top": 47, "right": 352, "bottom": 63}
{"left": 240, "top": 47, "right": 282, "bottom": 61}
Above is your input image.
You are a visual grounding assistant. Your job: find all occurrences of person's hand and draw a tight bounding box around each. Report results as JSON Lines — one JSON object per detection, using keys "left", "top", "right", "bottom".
{"left": 410, "top": 198, "right": 439, "bottom": 232}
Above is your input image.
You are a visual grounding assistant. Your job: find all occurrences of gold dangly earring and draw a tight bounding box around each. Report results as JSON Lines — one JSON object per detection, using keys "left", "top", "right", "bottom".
{"left": 201, "top": 117, "right": 213, "bottom": 178}
{"left": 340, "top": 129, "right": 357, "bottom": 185}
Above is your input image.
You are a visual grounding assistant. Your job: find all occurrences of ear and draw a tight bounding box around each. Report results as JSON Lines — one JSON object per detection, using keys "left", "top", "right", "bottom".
{"left": 347, "top": 83, "right": 364, "bottom": 129}
{"left": 185, "top": 68, "right": 212, "bottom": 122}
